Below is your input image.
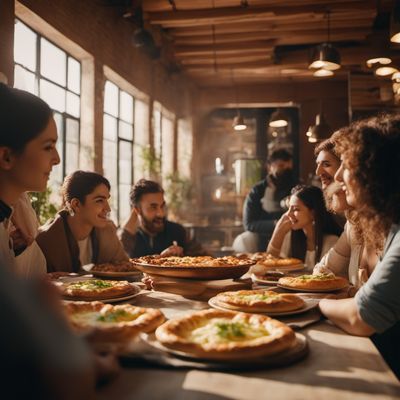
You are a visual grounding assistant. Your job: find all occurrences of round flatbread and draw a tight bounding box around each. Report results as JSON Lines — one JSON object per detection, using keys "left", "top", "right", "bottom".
{"left": 58, "top": 279, "right": 136, "bottom": 300}
{"left": 133, "top": 255, "right": 254, "bottom": 267}
{"left": 155, "top": 309, "right": 296, "bottom": 360}
{"left": 214, "top": 289, "right": 305, "bottom": 313}
{"left": 278, "top": 273, "right": 348, "bottom": 291}
{"left": 64, "top": 301, "right": 165, "bottom": 344}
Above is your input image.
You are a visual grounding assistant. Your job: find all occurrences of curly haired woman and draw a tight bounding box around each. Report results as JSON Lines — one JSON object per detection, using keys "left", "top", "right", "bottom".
{"left": 319, "top": 114, "right": 400, "bottom": 378}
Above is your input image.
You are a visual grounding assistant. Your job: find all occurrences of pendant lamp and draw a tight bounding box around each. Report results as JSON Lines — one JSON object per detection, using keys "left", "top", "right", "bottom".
{"left": 308, "top": 113, "right": 331, "bottom": 143}
{"left": 269, "top": 108, "right": 288, "bottom": 128}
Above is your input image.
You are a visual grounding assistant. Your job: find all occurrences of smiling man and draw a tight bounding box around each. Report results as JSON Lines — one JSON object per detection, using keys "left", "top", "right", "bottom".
{"left": 314, "top": 138, "right": 341, "bottom": 190}
{"left": 119, "top": 179, "right": 188, "bottom": 258}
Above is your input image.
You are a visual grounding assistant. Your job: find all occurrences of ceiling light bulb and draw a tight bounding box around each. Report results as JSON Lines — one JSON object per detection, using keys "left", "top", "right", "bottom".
{"left": 366, "top": 57, "right": 392, "bottom": 67}
{"left": 308, "top": 136, "right": 317, "bottom": 143}
{"left": 232, "top": 114, "right": 247, "bottom": 131}
{"left": 375, "top": 66, "right": 398, "bottom": 76}
{"left": 313, "top": 69, "right": 334, "bottom": 77}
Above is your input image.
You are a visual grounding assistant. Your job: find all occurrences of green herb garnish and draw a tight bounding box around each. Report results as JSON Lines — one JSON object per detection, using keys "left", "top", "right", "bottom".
{"left": 215, "top": 322, "right": 245, "bottom": 339}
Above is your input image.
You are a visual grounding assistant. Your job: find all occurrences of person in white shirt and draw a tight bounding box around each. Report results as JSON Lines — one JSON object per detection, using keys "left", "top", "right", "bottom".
{"left": 267, "top": 184, "right": 341, "bottom": 270}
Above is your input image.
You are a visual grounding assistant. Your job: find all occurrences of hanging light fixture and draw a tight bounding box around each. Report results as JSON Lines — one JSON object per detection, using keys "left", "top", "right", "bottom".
{"left": 269, "top": 108, "right": 288, "bottom": 128}
{"left": 231, "top": 68, "right": 247, "bottom": 131}
{"left": 375, "top": 66, "right": 398, "bottom": 76}
{"left": 307, "top": 107, "right": 331, "bottom": 143}
{"left": 309, "top": 10, "right": 341, "bottom": 73}
{"left": 313, "top": 68, "right": 334, "bottom": 77}
{"left": 390, "top": 0, "right": 400, "bottom": 43}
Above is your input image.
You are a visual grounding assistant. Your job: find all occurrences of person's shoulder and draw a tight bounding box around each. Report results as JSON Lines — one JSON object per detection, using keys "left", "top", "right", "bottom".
{"left": 37, "top": 212, "right": 63, "bottom": 236}
{"left": 247, "top": 179, "right": 268, "bottom": 195}
{"left": 165, "top": 220, "right": 185, "bottom": 232}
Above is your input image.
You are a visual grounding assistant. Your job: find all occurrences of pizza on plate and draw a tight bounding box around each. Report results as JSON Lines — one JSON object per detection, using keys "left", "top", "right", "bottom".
{"left": 91, "top": 261, "right": 140, "bottom": 273}
{"left": 58, "top": 279, "right": 137, "bottom": 300}
{"left": 155, "top": 309, "right": 296, "bottom": 360}
{"left": 133, "top": 255, "right": 254, "bottom": 268}
{"left": 64, "top": 301, "right": 165, "bottom": 344}
{"left": 278, "top": 273, "right": 348, "bottom": 291}
{"left": 213, "top": 289, "right": 305, "bottom": 313}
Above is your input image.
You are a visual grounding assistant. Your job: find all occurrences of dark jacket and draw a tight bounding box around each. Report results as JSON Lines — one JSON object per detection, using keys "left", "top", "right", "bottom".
{"left": 243, "top": 175, "right": 296, "bottom": 251}
{"left": 119, "top": 220, "right": 187, "bottom": 258}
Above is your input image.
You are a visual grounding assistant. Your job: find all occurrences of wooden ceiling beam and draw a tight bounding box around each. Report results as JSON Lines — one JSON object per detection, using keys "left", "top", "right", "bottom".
{"left": 174, "top": 40, "right": 276, "bottom": 56}
{"left": 169, "top": 15, "right": 375, "bottom": 36}
{"left": 173, "top": 27, "right": 371, "bottom": 46}
{"left": 146, "top": 2, "right": 376, "bottom": 28}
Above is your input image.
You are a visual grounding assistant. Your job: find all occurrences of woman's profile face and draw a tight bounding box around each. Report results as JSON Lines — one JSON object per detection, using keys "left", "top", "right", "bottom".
{"left": 74, "top": 183, "right": 111, "bottom": 229}
{"left": 287, "top": 195, "right": 314, "bottom": 230}
{"left": 334, "top": 159, "right": 358, "bottom": 207}
{"left": 8, "top": 117, "right": 60, "bottom": 193}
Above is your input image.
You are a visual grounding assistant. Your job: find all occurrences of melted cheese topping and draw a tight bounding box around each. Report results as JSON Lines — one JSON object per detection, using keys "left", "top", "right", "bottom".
{"left": 236, "top": 293, "right": 282, "bottom": 303}
{"left": 189, "top": 317, "right": 269, "bottom": 345}
{"left": 67, "top": 280, "right": 114, "bottom": 292}
{"left": 297, "top": 273, "right": 335, "bottom": 281}
{"left": 71, "top": 308, "right": 141, "bottom": 325}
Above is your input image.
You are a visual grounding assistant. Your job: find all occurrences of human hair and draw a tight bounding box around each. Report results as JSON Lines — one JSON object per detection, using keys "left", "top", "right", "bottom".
{"left": 61, "top": 170, "right": 111, "bottom": 206}
{"left": 289, "top": 184, "right": 342, "bottom": 262}
{"left": 0, "top": 83, "right": 52, "bottom": 152}
{"left": 129, "top": 179, "right": 164, "bottom": 207}
{"left": 314, "top": 137, "right": 339, "bottom": 160}
{"left": 334, "top": 113, "right": 400, "bottom": 249}
{"left": 267, "top": 148, "right": 292, "bottom": 164}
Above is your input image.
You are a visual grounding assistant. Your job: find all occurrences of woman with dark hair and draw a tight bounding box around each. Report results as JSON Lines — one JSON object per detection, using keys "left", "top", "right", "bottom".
{"left": 319, "top": 114, "right": 400, "bottom": 378}
{"left": 0, "top": 83, "right": 60, "bottom": 275}
{"left": 267, "top": 184, "right": 341, "bottom": 270}
{"left": 36, "top": 170, "right": 129, "bottom": 273}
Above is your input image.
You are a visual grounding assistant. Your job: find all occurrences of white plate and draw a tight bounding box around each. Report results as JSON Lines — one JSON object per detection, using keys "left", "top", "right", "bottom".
{"left": 140, "top": 332, "right": 308, "bottom": 364}
{"left": 277, "top": 283, "right": 348, "bottom": 293}
{"left": 207, "top": 296, "right": 320, "bottom": 317}
{"left": 82, "top": 264, "right": 142, "bottom": 278}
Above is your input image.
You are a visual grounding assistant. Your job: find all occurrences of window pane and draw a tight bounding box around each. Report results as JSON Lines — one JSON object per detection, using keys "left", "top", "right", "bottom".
{"left": 103, "top": 114, "right": 117, "bottom": 141}
{"left": 14, "top": 20, "right": 37, "bottom": 71}
{"left": 103, "top": 139, "right": 118, "bottom": 222}
{"left": 66, "top": 142, "right": 79, "bottom": 175}
{"left": 40, "top": 38, "right": 66, "bottom": 86}
{"left": 119, "top": 184, "right": 131, "bottom": 224}
{"left": 119, "top": 120, "right": 133, "bottom": 140}
{"left": 66, "top": 91, "right": 80, "bottom": 118}
{"left": 119, "top": 141, "right": 132, "bottom": 185}
{"left": 50, "top": 112, "right": 64, "bottom": 187}
{"left": 14, "top": 65, "right": 36, "bottom": 93}
{"left": 67, "top": 57, "right": 81, "bottom": 94}
{"left": 120, "top": 91, "right": 133, "bottom": 123}
{"left": 66, "top": 118, "right": 79, "bottom": 144}
{"left": 40, "top": 79, "right": 66, "bottom": 112}
{"left": 153, "top": 110, "right": 162, "bottom": 159}
{"left": 104, "top": 81, "right": 118, "bottom": 117}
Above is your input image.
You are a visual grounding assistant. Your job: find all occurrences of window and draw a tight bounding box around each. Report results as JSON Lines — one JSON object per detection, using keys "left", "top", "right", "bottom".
{"left": 177, "top": 118, "right": 193, "bottom": 178}
{"left": 103, "top": 81, "right": 134, "bottom": 224}
{"left": 13, "top": 19, "right": 81, "bottom": 188}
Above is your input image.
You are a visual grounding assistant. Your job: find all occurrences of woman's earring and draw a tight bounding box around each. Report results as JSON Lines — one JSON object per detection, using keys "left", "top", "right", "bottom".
{"left": 69, "top": 208, "right": 75, "bottom": 217}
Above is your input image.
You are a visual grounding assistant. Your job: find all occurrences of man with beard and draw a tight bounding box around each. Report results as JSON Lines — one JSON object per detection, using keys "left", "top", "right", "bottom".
{"left": 234, "top": 149, "right": 297, "bottom": 252}
{"left": 119, "top": 179, "right": 187, "bottom": 257}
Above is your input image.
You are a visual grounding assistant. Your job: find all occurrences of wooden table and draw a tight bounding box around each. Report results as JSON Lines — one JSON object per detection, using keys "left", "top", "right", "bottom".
{"left": 97, "top": 290, "right": 400, "bottom": 400}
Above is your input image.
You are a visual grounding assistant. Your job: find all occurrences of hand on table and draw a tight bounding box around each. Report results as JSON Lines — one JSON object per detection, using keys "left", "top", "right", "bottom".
{"left": 160, "top": 244, "right": 183, "bottom": 257}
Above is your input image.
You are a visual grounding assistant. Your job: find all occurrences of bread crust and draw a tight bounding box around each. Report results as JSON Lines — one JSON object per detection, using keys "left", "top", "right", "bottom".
{"left": 64, "top": 301, "right": 165, "bottom": 344}
{"left": 278, "top": 274, "right": 348, "bottom": 291}
{"left": 92, "top": 262, "right": 139, "bottom": 273}
{"left": 59, "top": 279, "right": 136, "bottom": 300}
{"left": 155, "top": 309, "right": 296, "bottom": 360}
{"left": 133, "top": 255, "right": 255, "bottom": 268}
{"left": 214, "top": 290, "right": 305, "bottom": 312}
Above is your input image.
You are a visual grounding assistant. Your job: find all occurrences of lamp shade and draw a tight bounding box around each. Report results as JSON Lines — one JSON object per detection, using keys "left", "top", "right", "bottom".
{"left": 233, "top": 114, "right": 247, "bottom": 131}
{"left": 390, "top": 0, "right": 400, "bottom": 43}
{"left": 313, "top": 68, "right": 334, "bottom": 77}
{"left": 269, "top": 109, "right": 288, "bottom": 127}
{"left": 309, "top": 43, "right": 341, "bottom": 71}
{"left": 308, "top": 113, "right": 331, "bottom": 143}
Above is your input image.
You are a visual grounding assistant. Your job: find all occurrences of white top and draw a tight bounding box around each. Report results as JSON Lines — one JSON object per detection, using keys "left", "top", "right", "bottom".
{"left": 280, "top": 231, "right": 339, "bottom": 271}
{"left": 11, "top": 194, "right": 47, "bottom": 277}
{"left": 314, "top": 222, "right": 363, "bottom": 287}
{"left": 261, "top": 186, "right": 281, "bottom": 213}
{"left": 78, "top": 236, "right": 93, "bottom": 266}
